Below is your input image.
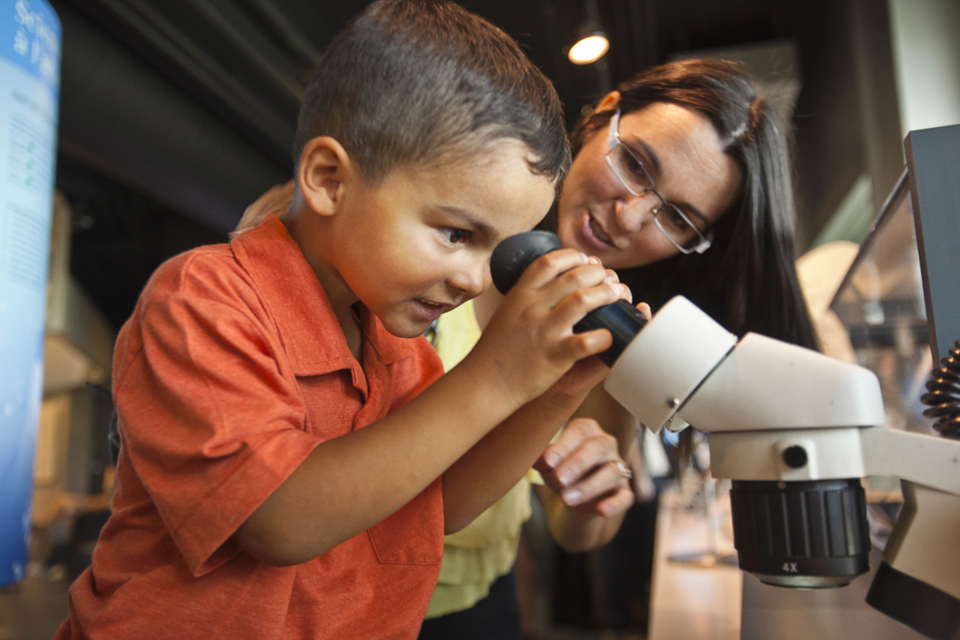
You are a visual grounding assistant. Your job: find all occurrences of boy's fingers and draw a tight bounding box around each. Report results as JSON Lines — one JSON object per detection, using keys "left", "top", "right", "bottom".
{"left": 549, "top": 263, "right": 610, "bottom": 301}
{"left": 513, "top": 249, "right": 592, "bottom": 291}
{"left": 636, "top": 302, "right": 652, "bottom": 321}
{"left": 515, "top": 253, "right": 623, "bottom": 308}
{"left": 602, "top": 270, "right": 633, "bottom": 303}
{"left": 560, "top": 328, "right": 614, "bottom": 362}
{"left": 549, "top": 281, "right": 626, "bottom": 334}
{"left": 509, "top": 254, "right": 630, "bottom": 329}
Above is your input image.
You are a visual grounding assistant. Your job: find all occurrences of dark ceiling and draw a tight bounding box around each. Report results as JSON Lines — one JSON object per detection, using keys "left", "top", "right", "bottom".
{"left": 48, "top": 0, "right": 904, "bottom": 331}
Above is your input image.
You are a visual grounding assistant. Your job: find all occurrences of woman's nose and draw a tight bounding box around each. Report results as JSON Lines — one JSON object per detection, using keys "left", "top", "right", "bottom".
{"left": 614, "top": 192, "right": 659, "bottom": 232}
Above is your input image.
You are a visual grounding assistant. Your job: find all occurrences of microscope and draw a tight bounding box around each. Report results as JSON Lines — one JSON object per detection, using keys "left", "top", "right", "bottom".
{"left": 491, "top": 231, "right": 960, "bottom": 640}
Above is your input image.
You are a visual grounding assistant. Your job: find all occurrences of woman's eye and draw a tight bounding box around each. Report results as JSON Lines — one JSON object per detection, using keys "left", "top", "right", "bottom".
{"left": 620, "top": 150, "right": 653, "bottom": 189}
{"left": 443, "top": 228, "right": 469, "bottom": 244}
{"left": 663, "top": 207, "right": 690, "bottom": 233}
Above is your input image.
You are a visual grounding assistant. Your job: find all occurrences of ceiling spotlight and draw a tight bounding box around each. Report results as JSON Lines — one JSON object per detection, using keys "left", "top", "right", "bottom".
{"left": 568, "top": 34, "right": 609, "bottom": 65}
{"left": 568, "top": 0, "right": 609, "bottom": 65}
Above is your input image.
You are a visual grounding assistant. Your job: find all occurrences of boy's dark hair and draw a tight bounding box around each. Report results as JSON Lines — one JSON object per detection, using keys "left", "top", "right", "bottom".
{"left": 294, "top": 0, "right": 570, "bottom": 189}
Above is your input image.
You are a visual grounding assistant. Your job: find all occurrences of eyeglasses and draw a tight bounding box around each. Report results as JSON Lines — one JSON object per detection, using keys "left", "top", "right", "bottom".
{"left": 605, "top": 108, "right": 713, "bottom": 254}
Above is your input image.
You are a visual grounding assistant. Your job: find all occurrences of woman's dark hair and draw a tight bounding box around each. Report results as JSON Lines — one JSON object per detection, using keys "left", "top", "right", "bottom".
{"left": 569, "top": 59, "right": 817, "bottom": 349}
{"left": 293, "top": 0, "right": 570, "bottom": 191}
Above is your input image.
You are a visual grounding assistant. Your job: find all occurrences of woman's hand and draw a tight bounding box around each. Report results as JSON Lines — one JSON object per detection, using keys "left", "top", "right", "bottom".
{"left": 230, "top": 180, "right": 295, "bottom": 238}
{"left": 534, "top": 417, "right": 635, "bottom": 518}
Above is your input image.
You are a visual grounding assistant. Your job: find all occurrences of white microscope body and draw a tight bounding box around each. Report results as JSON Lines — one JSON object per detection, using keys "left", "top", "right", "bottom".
{"left": 489, "top": 231, "right": 959, "bottom": 637}
{"left": 604, "top": 296, "right": 960, "bottom": 637}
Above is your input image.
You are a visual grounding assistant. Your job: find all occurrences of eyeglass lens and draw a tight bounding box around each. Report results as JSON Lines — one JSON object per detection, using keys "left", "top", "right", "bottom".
{"left": 608, "top": 145, "right": 703, "bottom": 248}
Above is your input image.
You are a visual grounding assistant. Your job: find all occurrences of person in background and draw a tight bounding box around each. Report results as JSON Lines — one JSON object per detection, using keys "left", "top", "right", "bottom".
{"left": 547, "top": 59, "right": 818, "bottom": 636}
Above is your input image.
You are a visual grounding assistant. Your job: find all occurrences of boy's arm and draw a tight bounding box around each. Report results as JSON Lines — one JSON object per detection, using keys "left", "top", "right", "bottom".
{"left": 438, "top": 367, "right": 601, "bottom": 534}
{"left": 233, "top": 359, "right": 528, "bottom": 565}
{"left": 234, "top": 249, "right": 629, "bottom": 566}
{"left": 438, "top": 278, "right": 648, "bottom": 535}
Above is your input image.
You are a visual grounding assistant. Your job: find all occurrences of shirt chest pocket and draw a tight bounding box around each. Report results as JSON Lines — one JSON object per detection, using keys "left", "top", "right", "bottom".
{"left": 295, "top": 373, "right": 359, "bottom": 440}
{"left": 367, "top": 477, "right": 444, "bottom": 565}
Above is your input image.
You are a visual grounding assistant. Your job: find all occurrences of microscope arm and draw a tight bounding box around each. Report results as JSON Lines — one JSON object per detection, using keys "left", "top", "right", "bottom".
{"left": 860, "top": 427, "right": 960, "bottom": 496}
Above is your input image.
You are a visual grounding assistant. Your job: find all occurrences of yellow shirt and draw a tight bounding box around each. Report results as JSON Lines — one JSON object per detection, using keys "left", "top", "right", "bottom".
{"left": 424, "top": 300, "right": 535, "bottom": 619}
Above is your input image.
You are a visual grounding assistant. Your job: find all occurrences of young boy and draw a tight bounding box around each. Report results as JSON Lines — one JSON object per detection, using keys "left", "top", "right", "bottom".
{"left": 55, "top": 1, "right": 631, "bottom": 638}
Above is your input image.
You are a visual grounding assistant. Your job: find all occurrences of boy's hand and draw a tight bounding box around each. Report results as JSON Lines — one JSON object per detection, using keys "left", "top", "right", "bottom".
{"left": 465, "top": 248, "right": 631, "bottom": 409}
{"left": 548, "top": 298, "right": 651, "bottom": 401}
{"left": 534, "top": 418, "right": 635, "bottom": 518}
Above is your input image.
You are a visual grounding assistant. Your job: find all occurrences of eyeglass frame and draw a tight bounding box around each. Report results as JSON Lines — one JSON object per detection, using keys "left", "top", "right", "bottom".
{"left": 604, "top": 108, "right": 713, "bottom": 255}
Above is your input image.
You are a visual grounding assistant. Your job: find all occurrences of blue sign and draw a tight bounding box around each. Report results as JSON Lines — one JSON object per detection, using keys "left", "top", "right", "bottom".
{"left": 0, "top": 0, "right": 60, "bottom": 588}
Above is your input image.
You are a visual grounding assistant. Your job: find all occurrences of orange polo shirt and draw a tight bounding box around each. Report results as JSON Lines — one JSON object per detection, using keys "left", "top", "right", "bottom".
{"left": 56, "top": 215, "right": 445, "bottom": 640}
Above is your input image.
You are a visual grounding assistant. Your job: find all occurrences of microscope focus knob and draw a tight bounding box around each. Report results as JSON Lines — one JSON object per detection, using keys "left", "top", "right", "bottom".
{"left": 730, "top": 478, "right": 870, "bottom": 588}
{"left": 782, "top": 446, "right": 808, "bottom": 469}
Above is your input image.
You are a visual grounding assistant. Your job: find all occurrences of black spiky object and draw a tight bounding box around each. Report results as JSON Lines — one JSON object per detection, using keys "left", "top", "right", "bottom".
{"left": 920, "top": 340, "right": 960, "bottom": 439}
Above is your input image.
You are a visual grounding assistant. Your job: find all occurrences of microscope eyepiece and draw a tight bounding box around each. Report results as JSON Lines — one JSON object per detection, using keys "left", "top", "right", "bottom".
{"left": 490, "top": 231, "right": 647, "bottom": 367}
{"left": 490, "top": 231, "right": 563, "bottom": 295}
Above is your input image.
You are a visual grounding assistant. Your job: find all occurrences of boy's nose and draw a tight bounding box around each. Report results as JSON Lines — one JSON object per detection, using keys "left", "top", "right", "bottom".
{"left": 448, "top": 258, "right": 489, "bottom": 298}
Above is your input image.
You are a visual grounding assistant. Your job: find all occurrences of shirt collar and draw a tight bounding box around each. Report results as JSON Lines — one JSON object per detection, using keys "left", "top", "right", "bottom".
{"left": 231, "top": 215, "right": 411, "bottom": 375}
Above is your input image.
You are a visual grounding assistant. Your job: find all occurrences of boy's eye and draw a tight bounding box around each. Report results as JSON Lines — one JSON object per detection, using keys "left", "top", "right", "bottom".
{"left": 442, "top": 228, "right": 469, "bottom": 244}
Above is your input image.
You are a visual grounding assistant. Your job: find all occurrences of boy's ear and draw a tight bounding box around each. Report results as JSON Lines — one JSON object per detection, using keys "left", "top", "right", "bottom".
{"left": 594, "top": 91, "right": 621, "bottom": 114}
{"left": 297, "top": 137, "right": 355, "bottom": 216}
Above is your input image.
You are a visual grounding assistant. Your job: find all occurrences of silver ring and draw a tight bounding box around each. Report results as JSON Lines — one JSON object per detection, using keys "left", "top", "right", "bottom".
{"left": 611, "top": 459, "right": 633, "bottom": 480}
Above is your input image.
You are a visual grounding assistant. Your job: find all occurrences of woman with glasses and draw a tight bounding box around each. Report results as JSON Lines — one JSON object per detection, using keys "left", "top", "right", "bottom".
{"left": 538, "top": 58, "right": 818, "bottom": 637}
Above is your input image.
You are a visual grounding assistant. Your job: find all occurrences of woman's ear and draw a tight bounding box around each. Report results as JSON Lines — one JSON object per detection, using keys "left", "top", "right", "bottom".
{"left": 297, "top": 137, "right": 354, "bottom": 217}
{"left": 594, "top": 91, "right": 621, "bottom": 114}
